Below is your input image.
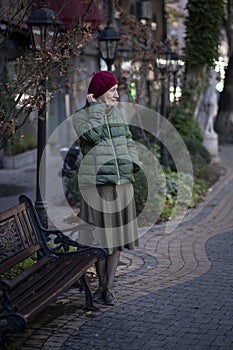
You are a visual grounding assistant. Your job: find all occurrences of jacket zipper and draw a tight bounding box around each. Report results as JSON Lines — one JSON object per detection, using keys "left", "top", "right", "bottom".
{"left": 104, "top": 115, "right": 121, "bottom": 185}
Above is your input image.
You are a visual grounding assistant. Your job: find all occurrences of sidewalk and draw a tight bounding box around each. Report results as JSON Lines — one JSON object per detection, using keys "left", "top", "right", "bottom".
{"left": 1, "top": 144, "right": 233, "bottom": 350}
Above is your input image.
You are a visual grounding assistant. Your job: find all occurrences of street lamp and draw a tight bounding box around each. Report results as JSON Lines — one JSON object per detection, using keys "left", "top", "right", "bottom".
{"left": 27, "top": 5, "right": 60, "bottom": 51}
{"left": 27, "top": 5, "right": 60, "bottom": 227}
{"left": 155, "top": 45, "right": 171, "bottom": 167}
{"left": 97, "top": 26, "right": 120, "bottom": 71}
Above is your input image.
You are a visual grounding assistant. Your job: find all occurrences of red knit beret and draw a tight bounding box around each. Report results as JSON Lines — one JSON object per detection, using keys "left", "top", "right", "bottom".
{"left": 88, "top": 71, "right": 118, "bottom": 98}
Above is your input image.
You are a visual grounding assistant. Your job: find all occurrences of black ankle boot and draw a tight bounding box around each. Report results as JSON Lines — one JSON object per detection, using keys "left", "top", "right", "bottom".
{"left": 104, "top": 288, "right": 117, "bottom": 306}
{"left": 93, "top": 286, "right": 105, "bottom": 303}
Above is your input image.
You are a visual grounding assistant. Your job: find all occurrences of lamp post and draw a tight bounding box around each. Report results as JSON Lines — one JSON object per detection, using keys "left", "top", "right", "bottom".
{"left": 97, "top": 26, "right": 120, "bottom": 71}
{"left": 27, "top": 5, "right": 60, "bottom": 227}
{"left": 155, "top": 45, "right": 171, "bottom": 167}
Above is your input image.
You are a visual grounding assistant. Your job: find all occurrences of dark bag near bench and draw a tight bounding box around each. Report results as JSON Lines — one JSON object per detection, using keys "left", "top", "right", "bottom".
{"left": 0, "top": 195, "right": 106, "bottom": 339}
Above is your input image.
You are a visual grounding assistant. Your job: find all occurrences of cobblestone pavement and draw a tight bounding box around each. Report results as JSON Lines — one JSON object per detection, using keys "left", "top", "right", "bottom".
{"left": 1, "top": 144, "right": 233, "bottom": 350}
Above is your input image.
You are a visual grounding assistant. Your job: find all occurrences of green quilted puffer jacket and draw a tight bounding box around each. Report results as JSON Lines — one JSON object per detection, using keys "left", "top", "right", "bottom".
{"left": 72, "top": 102, "right": 140, "bottom": 186}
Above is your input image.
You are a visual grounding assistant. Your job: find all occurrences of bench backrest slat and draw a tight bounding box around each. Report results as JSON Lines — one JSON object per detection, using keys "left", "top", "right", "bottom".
{"left": 18, "top": 209, "right": 39, "bottom": 247}
{"left": 0, "top": 203, "right": 42, "bottom": 274}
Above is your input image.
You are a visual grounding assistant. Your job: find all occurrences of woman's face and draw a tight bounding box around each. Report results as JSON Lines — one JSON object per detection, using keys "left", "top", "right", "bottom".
{"left": 97, "top": 84, "right": 119, "bottom": 107}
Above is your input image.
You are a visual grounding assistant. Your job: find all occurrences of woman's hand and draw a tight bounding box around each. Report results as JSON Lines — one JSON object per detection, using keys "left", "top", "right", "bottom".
{"left": 87, "top": 94, "right": 97, "bottom": 104}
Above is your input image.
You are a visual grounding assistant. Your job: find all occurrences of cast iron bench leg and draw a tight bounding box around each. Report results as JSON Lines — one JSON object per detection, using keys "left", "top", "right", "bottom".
{"left": 80, "top": 275, "right": 97, "bottom": 310}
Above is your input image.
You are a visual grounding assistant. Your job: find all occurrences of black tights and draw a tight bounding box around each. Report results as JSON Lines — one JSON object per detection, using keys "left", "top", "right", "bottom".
{"left": 95, "top": 251, "right": 120, "bottom": 290}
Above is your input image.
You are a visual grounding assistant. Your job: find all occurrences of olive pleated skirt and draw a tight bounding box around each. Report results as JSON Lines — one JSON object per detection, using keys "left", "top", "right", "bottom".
{"left": 79, "top": 183, "right": 139, "bottom": 254}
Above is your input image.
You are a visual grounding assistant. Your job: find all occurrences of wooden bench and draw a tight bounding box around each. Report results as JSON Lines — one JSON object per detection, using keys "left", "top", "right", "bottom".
{"left": 0, "top": 195, "right": 106, "bottom": 339}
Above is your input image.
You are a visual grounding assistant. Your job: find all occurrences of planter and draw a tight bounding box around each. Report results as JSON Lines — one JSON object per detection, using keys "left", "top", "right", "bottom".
{"left": 2, "top": 149, "right": 37, "bottom": 169}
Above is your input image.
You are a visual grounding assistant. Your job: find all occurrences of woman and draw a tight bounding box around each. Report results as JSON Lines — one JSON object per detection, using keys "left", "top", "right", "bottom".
{"left": 72, "top": 71, "right": 140, "bottom": 306}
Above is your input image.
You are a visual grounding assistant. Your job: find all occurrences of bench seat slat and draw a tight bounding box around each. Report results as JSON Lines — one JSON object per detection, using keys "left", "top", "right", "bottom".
{"left": 24, "top": 255, "right": 98, "bottom": 319}
{"left": 0, "top": 245, "right": 41, "bottom": 275}
{"left": 10, "top": 253, "right": 95, "bottom": 303}
{"left": 7, "top": 255, "right": 54, "bottom": 289}
{"left": 6, "top": 252, "right": 99, "bottom": 319}
{"left": 9, "top": 253, "right": 89, "bottom": 304}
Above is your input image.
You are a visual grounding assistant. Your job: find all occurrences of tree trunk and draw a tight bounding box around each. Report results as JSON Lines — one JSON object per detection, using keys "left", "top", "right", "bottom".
{"left": 151, "top": 0, "right": 166, "bottom": 41}
{"left": 215, "top": 54, "right": 233, "bottom": 142}
{"left": 214, "top": 0, "right": 233, "bottom": 142}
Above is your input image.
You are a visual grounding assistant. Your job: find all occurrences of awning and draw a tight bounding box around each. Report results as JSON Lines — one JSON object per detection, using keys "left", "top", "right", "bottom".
{"left": 43, "top": 0, "right": 104, "bottom": 30}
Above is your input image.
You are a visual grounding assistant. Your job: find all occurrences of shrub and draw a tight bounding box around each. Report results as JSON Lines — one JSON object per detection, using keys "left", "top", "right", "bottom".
{"left": 182, "top": 136, "right": 211, "bottom": 176}
{"left": 0, "top": 256, "right": 36, "bottom": 280}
